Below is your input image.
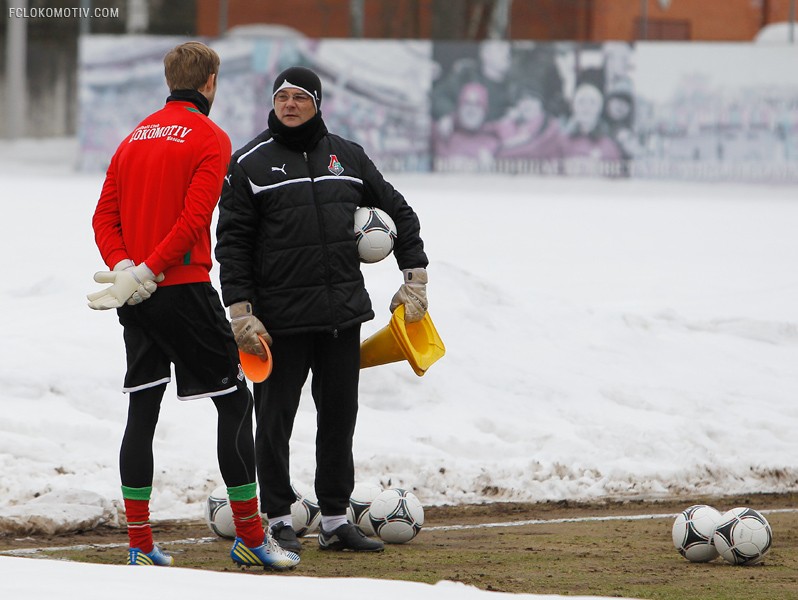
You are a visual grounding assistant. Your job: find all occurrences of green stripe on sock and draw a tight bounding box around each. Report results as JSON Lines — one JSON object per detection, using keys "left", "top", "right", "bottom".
{"left": 227, "top": 482, "right": 257, "bottom": 502}
{"left": 121, "top": 485, "right": 152, "bottom": 501}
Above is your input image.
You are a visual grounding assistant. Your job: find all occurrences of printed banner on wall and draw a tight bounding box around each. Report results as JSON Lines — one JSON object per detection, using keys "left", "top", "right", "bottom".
{"left": 79, "top": 36, "right": 798, "bottom": 182}
{"left": 79, "top": 35, "right": 185, "bottom": 172}
{"left": 430, "top": 41, "right": 634, "bottom": 177}
{"left": 79, "top": 36, "right": 433, "bottom": 173}
{"left": 632, "top": 43, "right": 798, "bottom": 182}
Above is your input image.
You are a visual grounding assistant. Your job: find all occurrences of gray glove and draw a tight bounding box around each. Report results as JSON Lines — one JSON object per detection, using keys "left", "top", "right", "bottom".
{"left": 390, "top": 267, "right": 428, "bottom": 323}
{"left": 230, "top": 301, "right": 271, "bottom": 358}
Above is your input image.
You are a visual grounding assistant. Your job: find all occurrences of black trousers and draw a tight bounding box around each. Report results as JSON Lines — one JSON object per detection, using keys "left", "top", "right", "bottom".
{"left": 254, "top": 325, "right": 361, "bottom": 518}
{"left": 119, "top": 383, "right": 256, "bottom": 489}
{"left": 117, "top": 284, "right": 256, "bottom": 489}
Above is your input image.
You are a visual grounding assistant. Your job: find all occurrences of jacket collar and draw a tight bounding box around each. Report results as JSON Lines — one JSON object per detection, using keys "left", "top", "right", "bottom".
{"left": 268, "top": 109, "right": 328, "bottom": 152}
{"left": 166, "top": 89, "right": 210, "bottom": 116}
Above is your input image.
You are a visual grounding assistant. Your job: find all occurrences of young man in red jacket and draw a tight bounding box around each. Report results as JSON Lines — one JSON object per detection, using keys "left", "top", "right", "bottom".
{"left": 88, "top": 41, "right": 299, "bottom": 570}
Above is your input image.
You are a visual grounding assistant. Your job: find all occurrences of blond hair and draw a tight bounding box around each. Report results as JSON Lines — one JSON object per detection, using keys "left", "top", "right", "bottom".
{"left": 163, "top": 41, "right": 220, "bottom": 91}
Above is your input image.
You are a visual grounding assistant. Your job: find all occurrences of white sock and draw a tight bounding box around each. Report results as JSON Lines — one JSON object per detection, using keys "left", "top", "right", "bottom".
{"left": 321, "top": 514, "right": 348, "bottom": 532}
{"left": 269, "top": 514, "right": 292, "bottom": 529}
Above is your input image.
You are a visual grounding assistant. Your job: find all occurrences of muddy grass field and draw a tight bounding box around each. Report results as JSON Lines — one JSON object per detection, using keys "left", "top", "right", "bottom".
{"left": 2, "top": 492, "right": 796, "bottom": 599}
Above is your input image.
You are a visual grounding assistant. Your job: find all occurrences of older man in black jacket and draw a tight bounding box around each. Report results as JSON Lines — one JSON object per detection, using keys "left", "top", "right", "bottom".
{"left": 216, "top": 66, "right": 429, "bottom": 554}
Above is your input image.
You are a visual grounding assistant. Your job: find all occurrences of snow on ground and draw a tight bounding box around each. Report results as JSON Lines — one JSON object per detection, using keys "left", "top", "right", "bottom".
{"left": 1, "top": 137, "right": 796, "bottom": 599}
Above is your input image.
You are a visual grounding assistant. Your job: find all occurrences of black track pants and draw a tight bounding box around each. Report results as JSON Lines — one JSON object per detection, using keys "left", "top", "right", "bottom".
{"left": 254, "top": 325, "right": 360, "bottom": 518}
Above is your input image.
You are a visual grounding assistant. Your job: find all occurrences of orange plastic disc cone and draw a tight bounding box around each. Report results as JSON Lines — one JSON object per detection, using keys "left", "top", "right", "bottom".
{"left": 239, "top": 335, "right": 273, "bottom": 382}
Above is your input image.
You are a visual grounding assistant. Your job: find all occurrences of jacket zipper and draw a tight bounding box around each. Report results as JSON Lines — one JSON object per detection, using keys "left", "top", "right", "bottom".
{"left": 305, "top": 151, "right": 339, "bottom": 337}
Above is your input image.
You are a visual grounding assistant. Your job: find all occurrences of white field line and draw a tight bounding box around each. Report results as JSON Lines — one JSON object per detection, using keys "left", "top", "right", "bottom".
{"left": 1, "top": 508, "right": 795, "bottom": 557}
{"left": 0, "top": 536, "right": 217, "bottom": 558}
{"left": 424, "top": 507, "right": 797, "bottom": 532}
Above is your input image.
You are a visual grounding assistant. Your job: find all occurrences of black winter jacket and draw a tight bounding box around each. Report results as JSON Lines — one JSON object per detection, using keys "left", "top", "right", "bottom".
{"left": 215, "top": 121, "right": 428, "bottom": 336}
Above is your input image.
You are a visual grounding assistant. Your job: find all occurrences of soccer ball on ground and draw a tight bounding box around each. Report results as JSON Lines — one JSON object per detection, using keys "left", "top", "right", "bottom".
{"left": 353, "top": 206, "right": 397, "bottom": 263}
{"left": 206, "top": 485, "right": 236, "bottom": 539}
{"left": 671, "top": 504, "right": 723, "bottom": 562}
{"left": 346, "top": 482, "right": 383, "bottom": 536}
{"left": 290, "top": 481, "right": 322, "bottom": 536}
{"left": 713, "top": 507, "right": 773, "bottom": 565}
{"left": 369, "top": 487, "right": 424, "bottom": 543}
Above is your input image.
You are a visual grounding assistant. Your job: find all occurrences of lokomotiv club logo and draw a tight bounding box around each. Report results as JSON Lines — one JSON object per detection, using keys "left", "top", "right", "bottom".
{"left": 328, "top": 154, "right": 344, "bottom": 176}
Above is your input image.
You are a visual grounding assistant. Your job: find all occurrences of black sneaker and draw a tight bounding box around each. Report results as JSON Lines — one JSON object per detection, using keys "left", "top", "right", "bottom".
{"left": 318, "top": 522, "right": 384, "bottom": 552}
{"left": 270, "top": 522, "right": 303, "bottom": 554}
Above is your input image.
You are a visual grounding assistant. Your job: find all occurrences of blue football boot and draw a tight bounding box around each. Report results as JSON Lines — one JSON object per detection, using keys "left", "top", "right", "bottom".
{"left": 127, "top": 544, "right": 174, "bottom": 566}
{"left": 230, "top": 535, "right": 300, "bottom": 571}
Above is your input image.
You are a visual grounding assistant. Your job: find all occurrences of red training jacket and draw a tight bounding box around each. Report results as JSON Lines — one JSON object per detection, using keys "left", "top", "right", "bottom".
{"left": 92, "top": 100, "right": 232, "bottom": 286}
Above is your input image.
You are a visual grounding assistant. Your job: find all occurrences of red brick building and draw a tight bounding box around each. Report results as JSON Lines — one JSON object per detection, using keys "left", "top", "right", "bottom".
{"left": 196, "top": 0, "right": 796, "bottom": 41}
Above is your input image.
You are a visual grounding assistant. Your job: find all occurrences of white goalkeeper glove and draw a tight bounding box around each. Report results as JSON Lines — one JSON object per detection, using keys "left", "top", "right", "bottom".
{"left": 109, "top": 259, "right": 163, "bottom": 305}
{"left": 87, "top": 261, "right": 163, "bottom": 310}
{"left": 230, "top": 301, "right": 271, "bottom": 358}
{"left": 390, "top": 267, "right": 428, "bottom": 323}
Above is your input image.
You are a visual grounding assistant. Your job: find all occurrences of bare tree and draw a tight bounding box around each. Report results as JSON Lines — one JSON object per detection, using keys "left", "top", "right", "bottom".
{"left": 431, "top": 0, "right": 468, "bottom": 39}
{"left": 350, "top": 0, "right": 365, "bottom": 38}
{"left": 431, "top": 0, "right": 512, "bottom": 40}
{"left": 487, "top": 0, "right": 512, "bottom": 39}
{"left": 5, "top": 0, "right": 28, "bottom": 138}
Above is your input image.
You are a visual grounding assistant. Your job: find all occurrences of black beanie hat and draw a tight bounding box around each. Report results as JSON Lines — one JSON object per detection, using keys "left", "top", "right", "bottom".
{"left": 272, "top": 66, "right": 322, "bottom": 111}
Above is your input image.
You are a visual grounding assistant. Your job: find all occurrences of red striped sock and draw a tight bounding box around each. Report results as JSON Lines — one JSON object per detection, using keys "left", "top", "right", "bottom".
{"left": 124, "top": 498, "right": 153, "bottom": 553}
{"left": 229, "top": 497, "right": 265, "bottom": 548}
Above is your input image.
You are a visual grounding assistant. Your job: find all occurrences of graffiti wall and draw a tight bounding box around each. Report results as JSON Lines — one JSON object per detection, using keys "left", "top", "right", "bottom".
{"left": 79, "top": 36, "right": 798, "bottom": 182}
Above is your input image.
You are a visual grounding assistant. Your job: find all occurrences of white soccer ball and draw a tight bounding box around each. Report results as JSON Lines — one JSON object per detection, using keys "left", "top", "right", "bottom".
{"left": 346, "top": 482, "right": 383, "bottom": 536}
{"left": 205, "top": 485, "right": 236, "bottom": 539}
{"left": 368, "top": 487, "right": 424, "bottom": 543}
{"left": 290, "top": 481, "right": 322, "bottom": 536}
{"left": 354, "top": 206, "right": 397, "bottom": 263}
{"left": 713, "top": 507, "right": 773, "bottom": 565}
{"left": 671, "top": 504, "right": 723, "bottom": 562}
